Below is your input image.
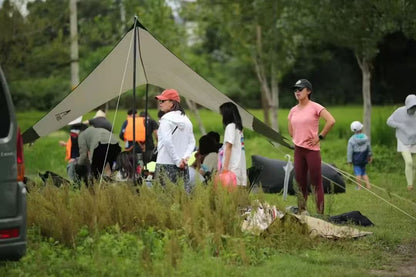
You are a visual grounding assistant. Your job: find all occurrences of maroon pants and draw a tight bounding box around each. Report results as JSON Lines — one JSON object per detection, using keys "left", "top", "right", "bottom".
{"left": 294, "top": 146, "right": 324, "bottom": 214}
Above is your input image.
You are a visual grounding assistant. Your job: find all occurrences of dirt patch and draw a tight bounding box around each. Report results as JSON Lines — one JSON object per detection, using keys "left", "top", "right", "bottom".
{"left": 370, "top": 242, "right": 416, "bottom": 276}
{"left": 371, "top": 258, "right": 416, "bottom": 277}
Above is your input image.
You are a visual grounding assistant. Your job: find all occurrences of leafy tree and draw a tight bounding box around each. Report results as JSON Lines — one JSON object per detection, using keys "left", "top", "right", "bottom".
{"left": 310, "top": 0, "right": 409, "bottom": 139}
{"left": 123, "top": 0, "right": 185, "bottom": 52}
{"left": 77, "top": 0, "right": 125, "bottom": 80}
{"left": 0, "top": 0, "right": 185, "bottom": 111}
{"left": 185, "top": 0, "right": 305, "bottom": 131}
{"left": 401, "top": 1, "right": 416, "bottom": 40}
{"left": 0, "top": 0, "right": 27, "bottom": 77}
{"left": 0, "top": 0, "right": 72, "bottom": 109}
{"left": 78, "top": 0, "right": 122, "bottom": 48}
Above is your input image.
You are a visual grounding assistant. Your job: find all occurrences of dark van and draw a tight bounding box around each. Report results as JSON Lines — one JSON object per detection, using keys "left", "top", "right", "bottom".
{"left": 0, "top": 66, "right": 27, "bottom": 260}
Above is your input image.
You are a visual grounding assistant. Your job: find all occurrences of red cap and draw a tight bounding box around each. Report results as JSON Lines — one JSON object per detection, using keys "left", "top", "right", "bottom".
{"left": 155, "top": 89, "right": 180, "bottom": 103}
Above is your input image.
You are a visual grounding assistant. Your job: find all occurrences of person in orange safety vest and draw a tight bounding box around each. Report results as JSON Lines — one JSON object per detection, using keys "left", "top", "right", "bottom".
{"left": 119, "top": 109, "right": 146, "bottom": 152}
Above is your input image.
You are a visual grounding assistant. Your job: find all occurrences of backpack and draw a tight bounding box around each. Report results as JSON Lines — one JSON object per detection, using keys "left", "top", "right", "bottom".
{"left": 328, "top": 211, "right": 374, "bottom": 227}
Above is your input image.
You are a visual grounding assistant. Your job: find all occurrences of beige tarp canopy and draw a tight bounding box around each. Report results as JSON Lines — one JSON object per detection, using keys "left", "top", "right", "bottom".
{"left": 23, "top": 19, "right": 292, "bottom": 149}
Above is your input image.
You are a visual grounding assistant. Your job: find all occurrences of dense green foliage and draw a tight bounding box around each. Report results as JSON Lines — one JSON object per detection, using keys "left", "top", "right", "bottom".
{"left": 1, "top": 0, "right": 416, "bottom": 112}
{"left": 0, "top": 0, "right": 185, "bottom": 111}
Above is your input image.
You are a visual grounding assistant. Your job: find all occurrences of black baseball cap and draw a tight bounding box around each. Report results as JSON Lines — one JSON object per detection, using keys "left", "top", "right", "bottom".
{"left": 293, "top": 79, "right": 312, "bottom": 91}
{"left": 127, "top": 109, "right": 137, "bottom": 115}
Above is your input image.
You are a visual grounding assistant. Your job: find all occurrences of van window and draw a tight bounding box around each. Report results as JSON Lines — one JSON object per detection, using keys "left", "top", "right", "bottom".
{"left": 0, "top": 80, "right": 11, "bottom": 138}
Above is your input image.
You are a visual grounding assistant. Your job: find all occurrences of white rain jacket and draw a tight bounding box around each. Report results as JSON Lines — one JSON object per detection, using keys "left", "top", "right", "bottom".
{"left": 156, "top": 111, "right": 195, "bottom": 167}
{"left": 387, "top": 94, "right": 416, "bottom": 145}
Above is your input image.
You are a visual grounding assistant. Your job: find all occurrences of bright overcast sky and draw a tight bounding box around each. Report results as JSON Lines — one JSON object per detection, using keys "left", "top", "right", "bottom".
{"left": 1, "top": 0, "right": 34, "bottom": 16}
{"left": 1, "top": 0, "right": 195, "bottom": 17}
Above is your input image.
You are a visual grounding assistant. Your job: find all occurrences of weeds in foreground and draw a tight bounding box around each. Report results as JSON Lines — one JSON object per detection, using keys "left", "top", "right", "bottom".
{"left": 25, "top": 179, "right": 318, "bottom": 271}
{"left": 27, "top": 180, "right": 246, "bottom": 246}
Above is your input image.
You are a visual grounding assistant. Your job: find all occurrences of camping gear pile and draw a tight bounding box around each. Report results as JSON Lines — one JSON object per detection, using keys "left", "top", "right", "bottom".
{"left": 241, "top": 201, "right": 373, "bottom": 239}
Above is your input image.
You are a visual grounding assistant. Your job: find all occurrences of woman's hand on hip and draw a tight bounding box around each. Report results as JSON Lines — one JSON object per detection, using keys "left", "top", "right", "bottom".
{"left": 307, "top": 136, "right": 320, "bottom": 146}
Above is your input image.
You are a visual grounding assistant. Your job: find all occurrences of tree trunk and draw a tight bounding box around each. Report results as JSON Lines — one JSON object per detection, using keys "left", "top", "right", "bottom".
{"left": 356, "top": 55, "right": 372, "bottom": 141}
{"left": 185, "top": 98, "right": 206, "bottom": 135}
{"left": 118, "top": 0, "right": 126, "bottom": 36}
{"left": 69, "top": 0, "right": 79, "bottom": 89}
{"left": 261, "top": 86, "right": 270, "bottom": 125}
{"left": 270, "top": 63, "right": 279, "bottom": 132}
{"left": 254, "top": 25, "right": 271, "bottom": 126}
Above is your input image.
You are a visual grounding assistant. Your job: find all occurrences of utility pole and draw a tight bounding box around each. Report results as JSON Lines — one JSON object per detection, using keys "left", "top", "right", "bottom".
{"left": 118, "top": 0, "right": 126, "bottom": 36}
{"left": 69, "top": 0, "right": 79, "bottom": 89}
{"left": 68, "top": 0, "right": 83, "bottom": 125}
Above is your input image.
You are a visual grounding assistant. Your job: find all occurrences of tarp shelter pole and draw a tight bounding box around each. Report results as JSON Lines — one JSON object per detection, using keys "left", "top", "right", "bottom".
{"left": 136, "top": 17, "right": 151, "bottom": 176}
{"left": 144, "top": 83, "right": 149, "bottom": 169}
{"left": 132, "top": 16, "right": 138, "bottom": 185}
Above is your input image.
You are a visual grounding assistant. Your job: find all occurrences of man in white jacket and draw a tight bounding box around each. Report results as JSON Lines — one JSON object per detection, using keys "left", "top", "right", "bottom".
{"left": 387, "top": 94, "right": 416, "bottom": 191}
{"left": 154, "top": 89, "right": 195, "bottom": 191}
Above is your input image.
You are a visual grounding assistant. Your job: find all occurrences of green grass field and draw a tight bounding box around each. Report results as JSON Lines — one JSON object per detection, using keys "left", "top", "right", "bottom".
{"left": 1, "top": 106, "right": 414, "bottom": 276}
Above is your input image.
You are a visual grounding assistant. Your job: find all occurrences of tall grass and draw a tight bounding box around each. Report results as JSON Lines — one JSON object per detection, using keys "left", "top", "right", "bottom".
{"left": 26, "top": 181, "right": 251, "bottom": 247}
{"left": 17, "top": 173, "right": 416, "bottom": 276}
{"left": 24, "top": 180, "right": 319, "bottom": 274}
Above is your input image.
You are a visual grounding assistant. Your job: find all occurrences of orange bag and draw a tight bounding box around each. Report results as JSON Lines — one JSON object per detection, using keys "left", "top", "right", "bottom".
{"left": 214, "top": 170, "right": 237, "bottom": 189}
